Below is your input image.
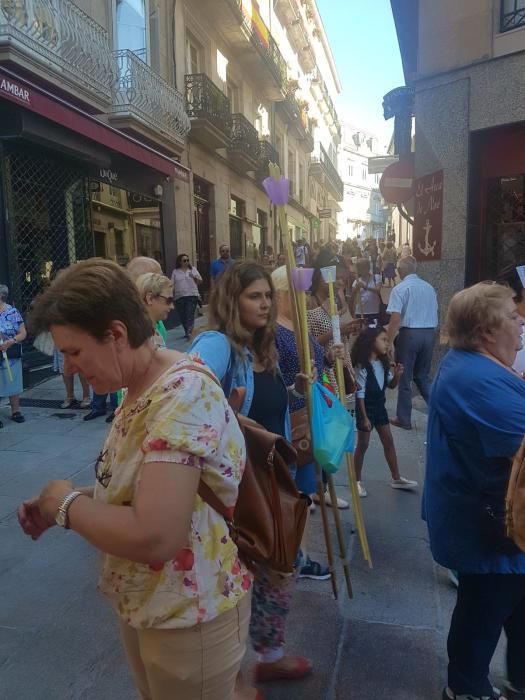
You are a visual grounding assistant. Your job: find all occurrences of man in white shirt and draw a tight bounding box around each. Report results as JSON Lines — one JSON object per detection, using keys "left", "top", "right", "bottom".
{"left": 386, "top": 256, "right": 438, "bottom": 429}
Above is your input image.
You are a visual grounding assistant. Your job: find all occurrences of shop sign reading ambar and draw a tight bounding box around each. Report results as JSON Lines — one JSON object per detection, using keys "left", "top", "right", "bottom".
{"left": 0, "top": 75, "right": 31, "bottom": 105}
{"left": 413, "top": 170, "right": 443, "bottom": 262}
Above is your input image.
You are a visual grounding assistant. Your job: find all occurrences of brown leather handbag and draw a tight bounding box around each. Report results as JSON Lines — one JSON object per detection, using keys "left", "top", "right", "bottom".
{"left": 193, "top": 366, "right": 310, "bottom": 573}
{"left": 506, "top": 435, "right": 525, "bottom": 551}
{"left": 290, "top": 407, "right": 313, "bottom": 467}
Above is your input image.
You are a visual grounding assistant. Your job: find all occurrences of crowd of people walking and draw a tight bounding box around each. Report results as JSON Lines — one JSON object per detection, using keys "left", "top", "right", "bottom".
{"left": 7, "top": 234, "right": 525, "bottom": 700}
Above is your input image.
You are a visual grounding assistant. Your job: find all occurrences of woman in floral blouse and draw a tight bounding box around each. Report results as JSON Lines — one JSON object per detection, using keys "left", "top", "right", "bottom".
{"left": 17, "top": 259, "right": 250, "bottom": 700}
{"left": 0, "top": 283, "right": 27, "bottom": 428}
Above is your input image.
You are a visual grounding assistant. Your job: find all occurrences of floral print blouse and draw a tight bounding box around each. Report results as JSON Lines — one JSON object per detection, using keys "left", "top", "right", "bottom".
{"left": 94, "top": 358, "right": 250, "bottom": 629}
{"left": 0, "top": 304, "right": 23, "bottom": 342}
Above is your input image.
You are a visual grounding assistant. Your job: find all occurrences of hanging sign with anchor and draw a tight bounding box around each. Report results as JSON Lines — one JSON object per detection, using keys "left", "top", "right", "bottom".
{"left": 413, "top": 170, "right": 443, "bottom": 262}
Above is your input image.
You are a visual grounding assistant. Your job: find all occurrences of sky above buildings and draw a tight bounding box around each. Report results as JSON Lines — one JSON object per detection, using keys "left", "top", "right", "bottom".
{"left": 316, "top": 0, "right": 405, "bottom": 150}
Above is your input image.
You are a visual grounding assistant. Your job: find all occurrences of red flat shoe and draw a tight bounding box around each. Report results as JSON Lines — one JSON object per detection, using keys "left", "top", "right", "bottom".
{"left": 254, "top": 656, "right": 313, "bottom": 683}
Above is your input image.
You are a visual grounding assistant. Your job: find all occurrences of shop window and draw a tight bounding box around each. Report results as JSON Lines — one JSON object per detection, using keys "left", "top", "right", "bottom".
{"left": 501, "top": 0, "right": 525, "bottom": 32}
{"left": 485, "top": 174, "right": 525, "bottom": 275}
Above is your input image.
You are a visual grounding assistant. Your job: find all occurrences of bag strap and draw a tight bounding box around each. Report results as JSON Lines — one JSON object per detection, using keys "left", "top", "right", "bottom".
{"left": 197, "top": 479, "right": 232, "bottom": 522}
{"left": 188, "top": 362, "right": 236, "bottom": 520}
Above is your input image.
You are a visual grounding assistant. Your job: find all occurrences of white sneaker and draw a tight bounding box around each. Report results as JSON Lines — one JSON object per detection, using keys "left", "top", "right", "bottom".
{"left": 357, "top": 481, "right": 368, "bottom": 498}
{"left": 390, "top": 477, "right": 418, "bottom": 491}
{"left": 313, "top": 491, "right": 349, "bottom": 509}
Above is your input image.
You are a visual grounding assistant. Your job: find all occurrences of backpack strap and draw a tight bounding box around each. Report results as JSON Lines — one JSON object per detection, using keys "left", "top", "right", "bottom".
{"left": 197, "top": 479, "right": 232, "bottom": 522}
{"left": 188, "top": 362, "right": 237, "bottom": 520}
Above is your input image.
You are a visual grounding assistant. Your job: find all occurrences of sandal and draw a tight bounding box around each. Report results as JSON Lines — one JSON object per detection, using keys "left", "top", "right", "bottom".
{"left": 254, "top": 656, "right": 312, "bottom": 683}
{"left": 79, "top": 398, "right": 91, "bottom": 409}
{"left": 11, "top": 411, "right": 25, "bottom": 424}
{"left": 60, "top": 398, "right": 76, "bottom": 409}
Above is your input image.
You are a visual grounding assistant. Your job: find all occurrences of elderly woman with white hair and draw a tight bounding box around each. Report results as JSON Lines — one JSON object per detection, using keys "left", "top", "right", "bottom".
{"left": 424, "top": 282, "right": 525, "bottom": 700}
{"left": 0, "top": 283, "right": 26, "bottom": 428}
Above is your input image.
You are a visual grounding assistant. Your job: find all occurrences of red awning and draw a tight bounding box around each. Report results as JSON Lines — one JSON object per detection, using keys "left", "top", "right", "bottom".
{"left": 0, "top": 67, "right": 190, "bottom": 181}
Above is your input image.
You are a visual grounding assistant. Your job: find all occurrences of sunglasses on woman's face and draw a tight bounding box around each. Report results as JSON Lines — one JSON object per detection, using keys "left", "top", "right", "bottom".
{"left": 158, "top": 295, "right": 174, "bottom": 305}
{"left": 182, "top": 258, "right": 189, "bottom": 263}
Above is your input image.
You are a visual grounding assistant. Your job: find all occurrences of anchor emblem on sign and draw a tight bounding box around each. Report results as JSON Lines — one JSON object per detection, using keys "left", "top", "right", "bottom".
{"left": 418, "top": 219, "right": 436, "bottom": 257}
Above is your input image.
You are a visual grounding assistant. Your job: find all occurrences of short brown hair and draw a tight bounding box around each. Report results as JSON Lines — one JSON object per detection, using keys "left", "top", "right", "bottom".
{"left": 207, "top": 261, "right": 277, "bottom": 370}
{"left": 447, "top": 282, "right": 514, "bottom": 350}
{"left": 29, "top": 258, "right": 153, "bottom": 348}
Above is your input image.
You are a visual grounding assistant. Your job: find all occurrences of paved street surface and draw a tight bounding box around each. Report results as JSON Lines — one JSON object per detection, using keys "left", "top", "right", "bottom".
{"left": 0, "top": 326, "right": 506, "bottom": 700}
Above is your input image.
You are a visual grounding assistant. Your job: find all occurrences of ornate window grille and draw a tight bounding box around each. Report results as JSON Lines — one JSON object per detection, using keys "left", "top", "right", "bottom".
{"left": 501, "top": 0, "right": 525, "bottom": 32}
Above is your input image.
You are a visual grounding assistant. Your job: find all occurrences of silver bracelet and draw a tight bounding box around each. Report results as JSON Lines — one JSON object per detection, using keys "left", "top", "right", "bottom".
{"left": 288, "top": 385, "right": 304, "bottom": 399}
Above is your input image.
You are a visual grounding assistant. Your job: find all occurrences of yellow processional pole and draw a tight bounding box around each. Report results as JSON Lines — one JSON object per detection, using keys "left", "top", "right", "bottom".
{"left": 263, "top": 163, "right": 344, "bottom": 598}
{"left": 321, "top": 266, "right": 373, "bottom": 567}
{"left": 264, "top": 164, "right": 353, "bottom": 598}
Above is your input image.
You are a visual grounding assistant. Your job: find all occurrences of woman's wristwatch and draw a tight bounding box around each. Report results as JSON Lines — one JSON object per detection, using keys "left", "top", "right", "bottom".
{"left": 55, "top": 491, "right": 83, "bottom": 529}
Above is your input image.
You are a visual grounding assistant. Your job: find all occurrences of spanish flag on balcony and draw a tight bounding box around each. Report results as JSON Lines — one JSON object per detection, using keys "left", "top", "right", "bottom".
{"left": 241, "top": 0, "right": 270, "bottom": 49}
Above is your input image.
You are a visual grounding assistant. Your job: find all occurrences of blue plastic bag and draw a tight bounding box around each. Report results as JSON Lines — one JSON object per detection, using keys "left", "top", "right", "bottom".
{"left": 311, "top": 382, "right": 355, "bottom": 474}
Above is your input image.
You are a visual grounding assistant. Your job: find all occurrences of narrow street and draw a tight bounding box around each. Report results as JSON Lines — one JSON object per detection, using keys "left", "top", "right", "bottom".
{"left": 0, "top": 328, "right": 506, "bottom": 699}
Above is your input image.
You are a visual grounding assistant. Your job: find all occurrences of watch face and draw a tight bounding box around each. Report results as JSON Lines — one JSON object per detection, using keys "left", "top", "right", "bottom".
{"left": 55, "top": 508, "right": 67, "bottom": 528}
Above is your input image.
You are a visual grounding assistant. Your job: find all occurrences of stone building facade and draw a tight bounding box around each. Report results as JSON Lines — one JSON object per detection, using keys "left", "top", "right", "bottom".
{"left": 391, "top": 0, "right": 525, "bottom": 329}
{"left": 338, "top": 124, "right": 387, "bottom": 242}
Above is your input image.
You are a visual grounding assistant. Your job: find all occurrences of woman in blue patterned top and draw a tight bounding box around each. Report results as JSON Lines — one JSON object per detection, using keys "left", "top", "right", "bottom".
{"left": 0, "top": 284, "right": 26, "bottom": 427}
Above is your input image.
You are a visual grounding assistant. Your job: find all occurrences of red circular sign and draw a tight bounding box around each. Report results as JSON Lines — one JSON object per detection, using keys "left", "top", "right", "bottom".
{"left": 379, "top": 159, "right": 415, "bottom": 204}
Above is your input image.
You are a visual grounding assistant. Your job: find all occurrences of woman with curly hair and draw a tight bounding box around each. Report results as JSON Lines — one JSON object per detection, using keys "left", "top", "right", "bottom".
{"left": 190, "top": 261, "right": 314, "bottom": 697}
{"left": 351, "top": 326, "right": 417, "bottom": 497}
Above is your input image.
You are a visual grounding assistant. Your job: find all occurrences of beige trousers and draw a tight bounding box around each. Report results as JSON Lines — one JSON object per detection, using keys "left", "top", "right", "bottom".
{"left": 119, "top": 592, "right": 251, "bottom": 700}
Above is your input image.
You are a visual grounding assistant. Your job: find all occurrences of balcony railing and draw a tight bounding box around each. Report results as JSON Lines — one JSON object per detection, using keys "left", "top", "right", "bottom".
{"left": 311, "top": 67, "right": 341, "bottom": 138}
{"left": 230, "top": 113, "right": 260, "bottom": 161}
{"left": 257, "top": 140, "right": 279, "bottom": 180}
{"left": 227, "top": 0, "right": 287, "bottom": 87}
{"left": 0, "top": 0, "right": 114, "bottom": 103}
{"left": 311, "top": 143, "right": 344, "bottom": 201}
{"left": 185, "top": 72, "right": 232, "bottom": 137}
{"left": 501, "top": 1, "right": 525, "bottom": 32}
{"left": 111, "top": 50, "right": 190, "bottom": 146}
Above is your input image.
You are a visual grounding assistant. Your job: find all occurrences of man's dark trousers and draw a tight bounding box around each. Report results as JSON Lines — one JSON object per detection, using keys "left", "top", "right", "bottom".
{"left": 395, "top": 327, "right": 435, "bottom": 426}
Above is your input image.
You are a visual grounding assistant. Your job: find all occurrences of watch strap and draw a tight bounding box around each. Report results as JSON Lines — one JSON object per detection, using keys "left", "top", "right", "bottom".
{"left": 56, "top": 490, "right": 83, "bottom": 529}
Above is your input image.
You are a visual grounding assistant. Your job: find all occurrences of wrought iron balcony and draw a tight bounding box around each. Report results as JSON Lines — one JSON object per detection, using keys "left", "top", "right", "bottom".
{"left": 310, "top": 67, "right": 341, "bottom": 139}
{"left": 278, "top": 92, "right": 314, "bottom": 152}
{"left": 310, "top": 143, "right": 344, "bottom": 202}
{"left": 109, "top": 50, "right": 190, "bottom": 153}
{"left": 0, "top": 0, "right": 114, "bottom": 108}
{"left": 226, "top": 0, "right": 287, "bottom": 92}
{"left": 501, "top": 1, "right": 525, "bottom": 32}
{"left": 185, "top": 73, "right": 232, "bottom": 150}
{"left": 256, "top": 140, "right": 279, "bottom": 181}
{"left": 228, "top": 113, "right": 259, "bottom": 172}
